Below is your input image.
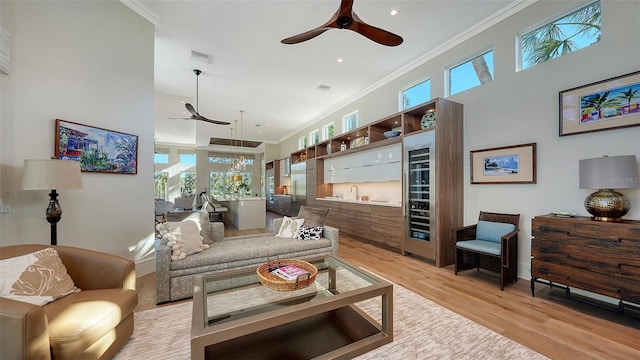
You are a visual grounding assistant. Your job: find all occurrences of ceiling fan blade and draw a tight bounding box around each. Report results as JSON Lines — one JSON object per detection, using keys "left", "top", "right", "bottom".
{"left": 281, "top": 0, "right": 402, "bottom": 46}
{"left": 281, "top": 27, "right": 333, "bottom": 44}
{"left": 196, "top": 115, "right": 231, "bottom": 126}
{"left": 351, "top": 13, "right": 403, "bottom": 46}
{"left": 185, "top": 103, "right": 199, "bottom": 117}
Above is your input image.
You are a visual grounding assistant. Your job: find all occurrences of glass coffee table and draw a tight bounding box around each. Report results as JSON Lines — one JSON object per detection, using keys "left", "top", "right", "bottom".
{"left": 191, "top": 256, "right": 393, "bottom": 360}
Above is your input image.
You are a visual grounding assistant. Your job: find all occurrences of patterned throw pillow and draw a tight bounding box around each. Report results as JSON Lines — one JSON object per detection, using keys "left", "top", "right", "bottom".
{"left": 0, "top": 248, "right": 79, "bottom": 306}
{"left": 276, "top": 216, "right": 305, "bottom": 238}
{"left": 296, "top": 226, "right": 323, "bottom": 240}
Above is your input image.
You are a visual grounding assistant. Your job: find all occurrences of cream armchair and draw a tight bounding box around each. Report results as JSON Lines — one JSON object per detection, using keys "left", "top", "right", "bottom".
{"left": 0, "top": 245, "right": 138, "bottom": 360}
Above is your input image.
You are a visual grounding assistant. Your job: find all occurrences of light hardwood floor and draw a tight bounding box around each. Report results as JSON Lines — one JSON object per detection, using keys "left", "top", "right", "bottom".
{"left": 138, "top": 212, "right": 640, "bottom": 360}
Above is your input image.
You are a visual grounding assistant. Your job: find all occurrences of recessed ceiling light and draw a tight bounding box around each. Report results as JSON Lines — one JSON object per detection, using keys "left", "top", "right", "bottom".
{"left": 337, "top": 58, "right": 343, "bottom": 63}
{"left": 390, "top": 9, "right": 398, "bottom": 16}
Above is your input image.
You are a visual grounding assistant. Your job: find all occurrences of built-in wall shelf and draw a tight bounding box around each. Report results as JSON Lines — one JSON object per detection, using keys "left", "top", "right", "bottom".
{"left": 291, "top": 97, "right": 449, "bottom": 162}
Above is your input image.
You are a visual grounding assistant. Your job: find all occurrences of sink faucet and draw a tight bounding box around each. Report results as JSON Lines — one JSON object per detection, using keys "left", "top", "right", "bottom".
{"left": 349, "top": 184, "right": 359, "bottom": 200}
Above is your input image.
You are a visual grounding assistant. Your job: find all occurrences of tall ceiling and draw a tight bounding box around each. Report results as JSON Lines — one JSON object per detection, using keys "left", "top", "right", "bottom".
{"left": 138, "top": 0, "right": 517, "bottom": 150}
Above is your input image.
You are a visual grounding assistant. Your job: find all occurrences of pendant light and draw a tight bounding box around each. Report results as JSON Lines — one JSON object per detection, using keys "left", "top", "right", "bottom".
{"left": 237, "top": 110, "right": 247, "bottom": 171}
{"left": 229, "top": 121, "right": 242, "bottom": 182}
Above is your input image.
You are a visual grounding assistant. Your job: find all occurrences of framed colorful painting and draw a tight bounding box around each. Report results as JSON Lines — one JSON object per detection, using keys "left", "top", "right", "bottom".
{"left": 470, "top": 143, "right": 536, "bottom": 184}
{"left": 55, "top": 119, "right": 138, "bottom": 174}
{"left": 559, "top": 71, "right": 640, "bottom": 136}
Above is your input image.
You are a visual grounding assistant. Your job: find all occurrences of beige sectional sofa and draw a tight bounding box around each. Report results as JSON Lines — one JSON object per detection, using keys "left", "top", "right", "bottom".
{"left": 156, "top": 210, "right": 338, "bottom": 303}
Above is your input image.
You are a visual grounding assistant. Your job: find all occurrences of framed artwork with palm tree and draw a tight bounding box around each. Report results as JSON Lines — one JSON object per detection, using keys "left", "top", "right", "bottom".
{"left": 55, "top": 119, "right": 138, "bottom": 174}
{"left": 559, "top": 71, "right": 640, "bottom": 136}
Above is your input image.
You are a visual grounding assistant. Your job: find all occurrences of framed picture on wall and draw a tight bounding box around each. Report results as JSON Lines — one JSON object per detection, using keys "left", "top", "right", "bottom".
{"left": 470, "top": 143, "right": 536, "bottom": 184}
{"left": 55, "top": 119, "right": 138, "bottom": 174}
{"left": 559, "top": 71, "right": 640, "bottom": 136}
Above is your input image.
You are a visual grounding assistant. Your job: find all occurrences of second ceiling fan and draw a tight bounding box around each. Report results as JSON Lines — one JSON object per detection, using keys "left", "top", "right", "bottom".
{"left": 169, "top": 69, "right": 230, "bottom": 126}
{"left": 281, "top": 0, "right": 403, "bottom": 47}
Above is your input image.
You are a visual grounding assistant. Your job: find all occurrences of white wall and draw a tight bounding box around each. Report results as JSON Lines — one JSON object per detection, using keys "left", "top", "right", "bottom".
{"left": 278, "top": 1, "right": 640, "bottom": 278}
{"left": 0, "top": 1, "right": 156, "bottom": 274}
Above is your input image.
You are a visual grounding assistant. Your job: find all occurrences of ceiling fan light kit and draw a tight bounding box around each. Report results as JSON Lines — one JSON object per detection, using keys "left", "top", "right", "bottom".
{"left": 168, "top": 69, "right": 230, "bottom": 125}
{"left": 281, "top": 0, "right": 403, "bottom": 47}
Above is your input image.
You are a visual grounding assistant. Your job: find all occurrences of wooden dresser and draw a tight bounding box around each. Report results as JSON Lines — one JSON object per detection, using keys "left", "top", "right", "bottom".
{"left": 531, "top": 215, "right": 640, "bottom": 309}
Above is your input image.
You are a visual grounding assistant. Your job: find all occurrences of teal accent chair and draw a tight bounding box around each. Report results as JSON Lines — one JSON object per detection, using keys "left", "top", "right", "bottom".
{"left": 454, "top": 211, "right": 520, "bottom": 290}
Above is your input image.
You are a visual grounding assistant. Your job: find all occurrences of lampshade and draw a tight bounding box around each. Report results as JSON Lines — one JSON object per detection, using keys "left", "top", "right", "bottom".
{"left": 578, "top": 155, "right": 639, "bottom": 221}
{"left": 579, "top": 155, "right": 639, "bottom": 189}
{"left": 22, "top": 159, "right": 83, "bottom": 190}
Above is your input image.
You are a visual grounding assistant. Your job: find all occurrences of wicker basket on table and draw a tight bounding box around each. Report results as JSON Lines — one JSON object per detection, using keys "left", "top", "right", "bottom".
{"left": 257, "top": 259, "right": 318, "bottom": 291}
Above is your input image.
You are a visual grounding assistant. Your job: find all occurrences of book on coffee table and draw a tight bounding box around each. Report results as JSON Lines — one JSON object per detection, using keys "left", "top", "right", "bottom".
{"left": 270, "top": 264, "right": 309, "bottom": 281}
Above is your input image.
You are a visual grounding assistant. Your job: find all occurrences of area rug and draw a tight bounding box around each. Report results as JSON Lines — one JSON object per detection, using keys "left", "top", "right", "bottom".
{"left": 114, "top": 282, "right": 548, "bottom": 360}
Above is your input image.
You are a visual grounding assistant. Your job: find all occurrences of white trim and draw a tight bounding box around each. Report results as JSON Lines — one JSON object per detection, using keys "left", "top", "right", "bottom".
{"left": 120, "top": 0, "right": 159, "bottom": 25}
{"left": 135, "top": 257, "right": 156, "bottom": 276}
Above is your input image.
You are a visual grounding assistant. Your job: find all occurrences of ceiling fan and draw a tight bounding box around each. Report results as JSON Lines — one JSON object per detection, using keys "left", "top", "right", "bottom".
{"left": 281, "top": 0, "right": 403, "bottom": 47}
{"left": 169, "top": 69, "right": 230, "bottom": 125}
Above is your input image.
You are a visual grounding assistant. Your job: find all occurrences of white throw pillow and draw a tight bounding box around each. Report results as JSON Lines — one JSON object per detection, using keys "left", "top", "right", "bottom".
{"left": 276, "top": 216, "right": 305, "bottom": 238}
{"left": 0, "top": 248, "right": 79, "bottom": 306}
{"left": 157, "top": 219, "right": 209, "bottom": 260}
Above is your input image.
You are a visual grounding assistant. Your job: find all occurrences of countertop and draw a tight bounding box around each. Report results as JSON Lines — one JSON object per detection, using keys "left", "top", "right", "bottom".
{"left": 217, "top": 197, "right": 266, "bottom": 202}
{"left": 316, "top": 197, "right": 401, "bottom": 208}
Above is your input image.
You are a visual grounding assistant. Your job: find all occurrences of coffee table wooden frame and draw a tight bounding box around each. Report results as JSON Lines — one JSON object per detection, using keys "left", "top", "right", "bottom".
{"left": 191, "top": 256, "right": 393, "bottom": 360}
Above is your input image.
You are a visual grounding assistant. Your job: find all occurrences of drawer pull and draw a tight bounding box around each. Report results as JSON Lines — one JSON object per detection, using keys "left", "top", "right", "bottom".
{"left": 538, "top": 267, "right": 549, "bottom": 274}
{"left": 538, "top": 247, "right": 549, "bottom": 253}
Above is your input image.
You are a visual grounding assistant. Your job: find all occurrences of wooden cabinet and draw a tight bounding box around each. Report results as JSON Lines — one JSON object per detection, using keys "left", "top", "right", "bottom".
{"left": 371, "top": 206, "right": 403, "bottom": 250}
{"left": 306, "top": 159, "right": 317, "bottom": 208}
{"left": 343, "top": 203, "right": 371, "bottom": 239}
{"left": 319, "top": 200, "right": 402, "bottom": 252}
{"left": 273, "top": 195, "right": 292, "bottom": 216}
{"left": 531, "top": 215, "right": 640, "bottom": 306}
{"left": 323, "top": 201, "right": 345, "bottom": 231}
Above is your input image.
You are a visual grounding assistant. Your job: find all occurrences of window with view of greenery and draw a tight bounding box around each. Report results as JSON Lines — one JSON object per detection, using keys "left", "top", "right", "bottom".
{"left": 180, "top": 172, "right": 196, "bottom": 195}
{"left": 209, "top": 172, "right": 252, "bottom": 197}
{"left": 521, "top": 1, "right": 601, "bottom": 70}
{"left": 298, "top": 136, "right": 307, "bottom": 149}
{"left": 309, "top": 129, "right": 320, "bottom": 145}
{"left": 449, "top": 50, "right": 494, "bottom": 96}
{"left": 402, "top": 79, "right": 431, "bottom": 110}
{"left": 322, "top": 122, "right": 334, "bottom": 140}
{"left": 154, "top": 172, "right": 168, "bottom": 199}
{"left": 342, "top": 110, "right": 358, "bottom": 132}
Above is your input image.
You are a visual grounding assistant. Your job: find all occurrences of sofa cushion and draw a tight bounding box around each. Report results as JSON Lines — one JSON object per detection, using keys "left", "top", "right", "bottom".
{"left": 297, "top": 206, "right": 330, "bottom": 227}
{"left": 44, "top": 288, "right": 138, "bottom": 359}
{"left": 169, "top": 235, "right": 332, "bottom": 271}
{"left": 297, "top": 226, "right": 323, "bottom": 240}
{"left": 456, "top": 239, "right": 501, "bottom": 255}
{"left": 0, "top": 248, "right": 79, "bottom": 306}
{"left": 276, "top": 216, "right": 305, "bottom": 238}
{"left": 476, "top": 220, "right": 516, "bottom": 243}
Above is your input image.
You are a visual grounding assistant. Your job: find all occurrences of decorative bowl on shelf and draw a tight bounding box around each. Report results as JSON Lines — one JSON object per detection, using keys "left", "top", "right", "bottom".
{"left": 383, "top": 130, "right": 401, "bottom": 138}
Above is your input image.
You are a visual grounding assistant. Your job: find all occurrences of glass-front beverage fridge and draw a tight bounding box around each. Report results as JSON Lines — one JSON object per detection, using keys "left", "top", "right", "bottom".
{"left": 403, "top": 130, "right": 436, "bottom": 261}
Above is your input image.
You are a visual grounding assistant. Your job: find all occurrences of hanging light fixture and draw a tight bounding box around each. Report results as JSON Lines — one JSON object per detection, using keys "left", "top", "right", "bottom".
{"left": 237, "top": 110, "right": 247, "bottom": 171}
{"left": 229, "top": 120, "right": 243, "bottom": 182}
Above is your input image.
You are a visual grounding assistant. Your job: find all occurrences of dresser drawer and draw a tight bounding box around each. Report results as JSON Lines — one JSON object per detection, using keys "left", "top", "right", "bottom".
{"left": 531, "top": 259, "right": 637, "bottom": 300}
{"left": 532, "top": 238, "right": 640, "bottom": 274}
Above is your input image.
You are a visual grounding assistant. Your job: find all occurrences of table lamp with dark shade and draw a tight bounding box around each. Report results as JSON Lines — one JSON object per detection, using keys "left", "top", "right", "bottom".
{"left": 579, "top": 155, "right": 639, "bottom": 222}
{"left": 22, "top": 159, "right": 83, "bottom": 245}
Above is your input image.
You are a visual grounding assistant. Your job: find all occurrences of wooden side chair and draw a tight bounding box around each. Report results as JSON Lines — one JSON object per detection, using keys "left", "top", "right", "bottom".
{"left": 453, "top": 211, "right": 520, "bottom": 290}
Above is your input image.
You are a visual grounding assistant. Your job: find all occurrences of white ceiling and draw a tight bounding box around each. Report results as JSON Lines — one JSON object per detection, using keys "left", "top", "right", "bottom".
{"left": 136, "top": 0, "right": 517, "bottom": 150}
